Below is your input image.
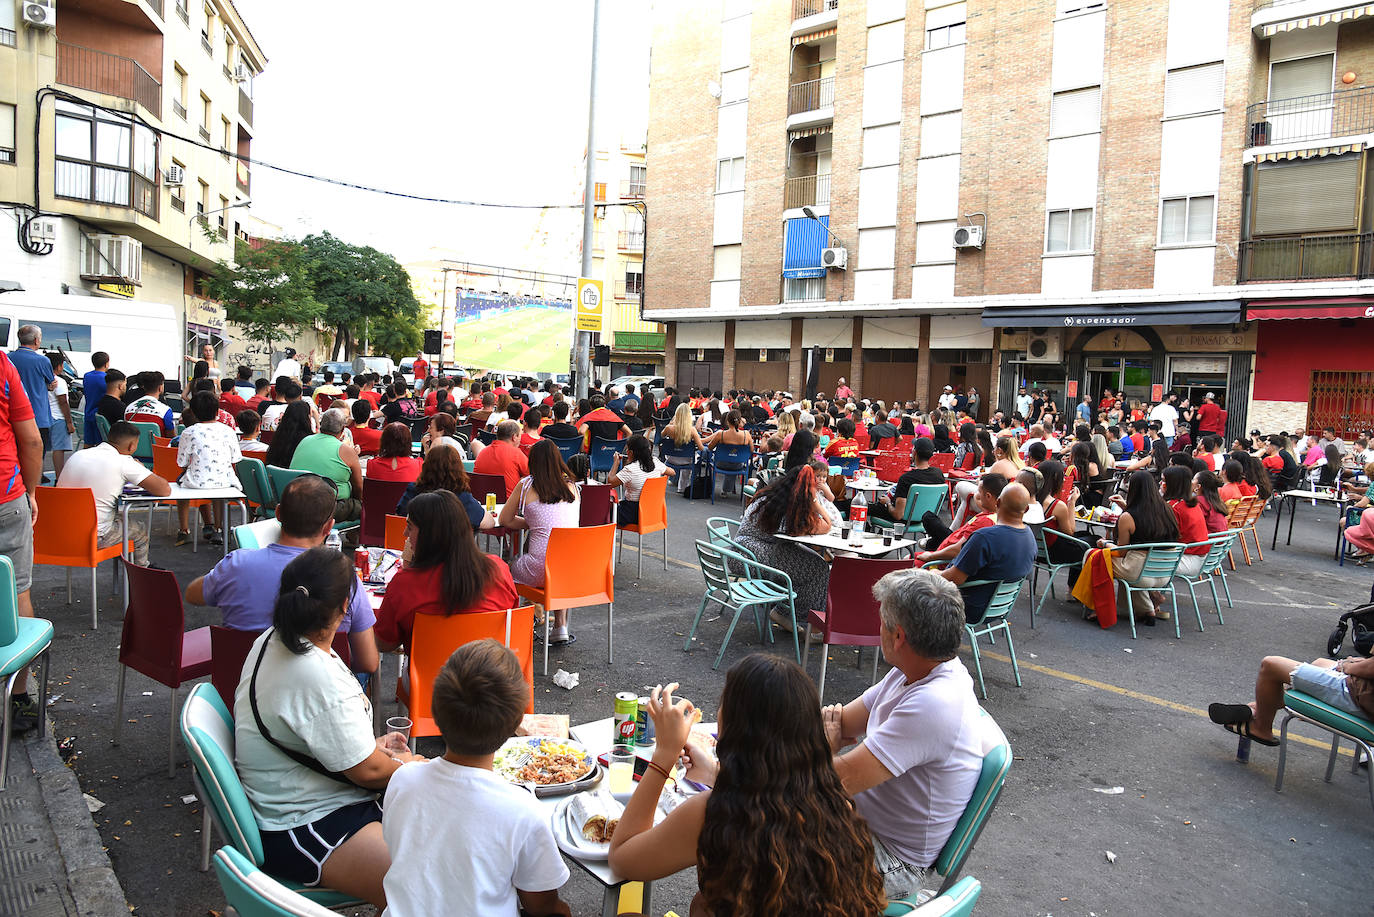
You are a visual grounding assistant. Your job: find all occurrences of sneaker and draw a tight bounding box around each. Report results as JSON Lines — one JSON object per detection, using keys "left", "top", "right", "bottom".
{"left": 10, "top": 693, "right": 38, "bottom": 736}
{"left": 175, "top": 530, "right": 191, "bottom": 547}
{"left": 203, "top": 526, "right": 224, "bottom": 546}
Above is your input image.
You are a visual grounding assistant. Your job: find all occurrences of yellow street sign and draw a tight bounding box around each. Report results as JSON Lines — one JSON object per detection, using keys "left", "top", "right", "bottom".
{"left": 576, "top": 277, "right": 604, "bottom": 333}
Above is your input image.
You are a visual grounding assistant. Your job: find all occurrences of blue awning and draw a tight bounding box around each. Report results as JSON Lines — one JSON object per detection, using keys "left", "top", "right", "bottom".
{"left": 783, "top": 215, "right": 828, "bottom": 279}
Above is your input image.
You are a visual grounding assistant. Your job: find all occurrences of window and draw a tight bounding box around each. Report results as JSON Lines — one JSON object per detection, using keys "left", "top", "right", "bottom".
{"left": 173, "top": 64, "right": 188, "bottom": 119}
{"left": 0, "top": 103, "right": 13, "bottom": 164}
{"left": 915, "top": 221, "right": 957, "bottom": 264}
{"left": 19, "top": 320, "right": 91, "bottom": 352}
{"left": 0, "top": 0, "right": 14, "bottom": 44}
{"left": 720, "top": 68, "right": 749, "bottom": 104}
{"left": 1159, "top": 195, "right": 1214, "bottom": 244}
{"left": 225, "top": 35, "right": 235, "bottom": 67}
{"left": 862, "top": 124, "right": 901, "bottom": 167}
{"left": 623, "top": 269, "right": 644, "bottom": 295}
{"left": 593, "top": 182, "right": 606, "bottom": 203}
{"left": 197, "top": 179, "right": 209, "bottom": 215}
{"left": 784, "top": 277, "right": 826, "bottom": 302}
{"left": 867, "top": 21, "right": 904, "bottom": 65}
{"left": 222, "top": 116, "right": 232, "bottom": 156}
{"left": 628, "top": 163, "right": 646, "bottom": 196}
{"left": 202, "top": 3, "right": 214, "bottom": 47}
{"left": 1252, "top": 156, "right": 1360, "bottom": 235}
{"left": 713, "top": 244, "right": 742, "bottom": 281}
{"left": 1164, "top": 63, "right": 1224, "bottom": 118}
{"left": 1046, "top": 208, "right": 1093, "bottom": 253}
{"left": 716, "top": 156, "right": 745, "bottom": 192}
{"left": 201, "top": 93, "right": 212, "bottom": 128}
{"left": 1049, "top": 87, "right": 1101, "bottom": 137}
{"left": 925, "top": 21, "right": 965, "bottom": 50}
{"left": 169, "top": 159, "right": 186, "bottom": 211}
{"left": 53, "top": 101, "right": 157, "bottom": 216}
{"left": 1269, "top": 54, "right": 1333, "bottom": 102}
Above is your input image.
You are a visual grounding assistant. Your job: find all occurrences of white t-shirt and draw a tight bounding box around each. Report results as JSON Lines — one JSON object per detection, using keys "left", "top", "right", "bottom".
{"left": 260, "top": 403, "right": 287, "bottom": 431}
{"left": 615, "top": 456, "right": 668, "bottom": 501}
{"left": 273, "top": 358, "right": 302, "bottom": 380}
{"left": 56, "top": 442, "right": 151, "bottom": 535}
{"left": 240, "top": 438, "right": 269, "bottom": 454}
{"left": 47, "top": 376, "right": 68, "bottom": 424}
{"left": 177, "top": 421, "right": 241, "bottom": 489}
{"left": 1020, "top": 436, "right": 1061, "bottom": 457}
{"left": 382, "top": 759, "right": 569, "bottom": 917}
{"left": 233, "top": 630, "right": 377, "bottom": 831}
{"left": 853, "top": 661, "right": 985, "bottom": 867}
{"left": 1149, "top": 402, "right": 1178, "bottom": 437}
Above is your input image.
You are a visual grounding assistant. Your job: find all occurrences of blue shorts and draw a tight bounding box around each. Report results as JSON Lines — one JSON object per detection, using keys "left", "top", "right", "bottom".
{"left": 1292, "top": 663, "right": 1361, "bottom": 715}
{"left": 50, "top": 421, "right": 72, "bottom": 451}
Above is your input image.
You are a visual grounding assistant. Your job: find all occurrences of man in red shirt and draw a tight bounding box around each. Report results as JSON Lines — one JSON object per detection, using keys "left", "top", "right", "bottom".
{"left": 358, "top": 376, "right": 383, "bottom": 409}
{"left": 1194, "top": 392, "right": 1224, "bottom": 440}
{"left": 0, "top": 350, "right": 44, "bottom": 733}
{"left": 411, "top": 352, "right": 428, "bottom": 389}
{"left": 473, "top": 420, "right": 529, "bottom": 497}
{"left": 245, "top": 378, "right": 271, "bottom": 412}
{"left": 219, "top": 378, "right": 248, "bottom": 415}
{"left": 824, "top": 418, "right": 861, "bottom": 459}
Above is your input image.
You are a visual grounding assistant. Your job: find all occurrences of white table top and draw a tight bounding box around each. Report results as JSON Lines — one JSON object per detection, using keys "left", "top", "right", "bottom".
{"left": 844, "top": 479, "right": 890, "bottom": 492}
{"left": 120, "top": 484, "right": 246, "bottom": 502}
{"left": 1281, "top": 489, "right": 1347, "bottom": 503}
{"left": 777, "top": 530, "right": 916, "bottom": 557}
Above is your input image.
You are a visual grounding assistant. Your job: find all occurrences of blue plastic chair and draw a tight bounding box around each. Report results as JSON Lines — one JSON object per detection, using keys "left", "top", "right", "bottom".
{"left": 1339, "top": 504, "right": 1366, "bottom": 566}
{"left": 1174, "top": 530, "right": 1240, "bottom": 628}
{"left": 1113, "top": 542, "right": 1187, "bottom": 639}
{"left": 884, "top": 876, "right": 982, "bottom": 916}
{"left": 659, "top": 440, "right": 700, "bottom": 491}
{"left": 588, "top": 436, "right": 625, "bottom": 479}
{"left": 708, "top": 443, "right": 752, "bottom": 505}
{"left": 475, "top": 428, "right": 496, "bottom": 446}
{"left": 0, "top": 556, "right": 53, "bottom": 789}
{"left": 828, "top": 456, "right": 861, "bottom": 477}
{"left": 685, "top": 540, "right": 799, "bottom": 668}
{"left": 958, "top": 577, "right": 1025, "bottom": 699}
{"left": 1029, "top": 524, "right": 1095, "bottom": 627}
{"left": 544, "top": 435, "right": 583, "bottom": 464}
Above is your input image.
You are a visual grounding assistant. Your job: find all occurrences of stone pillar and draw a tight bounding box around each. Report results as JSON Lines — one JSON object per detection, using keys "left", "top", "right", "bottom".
{"left": 664, "top": 323, "right": 677, "bottom": 388}
{"left": 915, "top": 315, "right": 932, "bottom": 408}
{"left": 850, "top": 316, "right": 865, "bottom": 398}
{"left": 788, "top": 318, "right": 804, "bottom": 395}
{"left": 723, "top": 320, "right": 737, "bottom": 394}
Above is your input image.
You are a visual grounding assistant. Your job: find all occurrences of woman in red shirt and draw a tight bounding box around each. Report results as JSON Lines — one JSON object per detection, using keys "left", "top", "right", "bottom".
{"left": 349, "top": 400, "right": 382, "bottom": 455}
{"left": 374, "top": 490, "right": 518, "bottom": 652}
{"left": 1162, "top": 465, "right": 1209, "bottom": 580}
{"left": 365, "top": 423, "right": 421, "bottom": 484}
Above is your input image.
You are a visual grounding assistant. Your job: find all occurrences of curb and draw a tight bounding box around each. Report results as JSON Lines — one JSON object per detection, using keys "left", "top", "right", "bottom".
{"left": 26, "top": 726, "right": 131, "bottom": 917}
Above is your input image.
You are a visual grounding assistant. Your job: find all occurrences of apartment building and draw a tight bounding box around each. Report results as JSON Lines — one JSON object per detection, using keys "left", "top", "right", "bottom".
{"left": 0, "top": 0, "right": 265, "bottom": 375}
{"left": 645, "top": 0, "right": 1374, "bottom": 438}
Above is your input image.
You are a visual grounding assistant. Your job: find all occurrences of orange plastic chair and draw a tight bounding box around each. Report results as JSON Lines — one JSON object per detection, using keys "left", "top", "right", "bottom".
{"left": 153, "top": 443, "right": 210, "bottom": 537}
{"left": 396, "top": 605, "right": 536, "bottom": 741}
{"left": 1239, "top": 494, "right": 1267, "bottom": 565}
{"left": 1224, "top": 495, "right": 1257, "bottom": 569}
{"left": 617, "top": 476, "right": 668, "bottom": 579}
{"left": 152, "top": 436, "right": 172, "bottom": 448}
{"left": 384, "top": 514, "right": 407, "bottom": 551}
{"left": 516, "top": 524, "right": 616, "bottom": 676}
{"left": 32, "top": 487, "right": 131, "bottom": 629}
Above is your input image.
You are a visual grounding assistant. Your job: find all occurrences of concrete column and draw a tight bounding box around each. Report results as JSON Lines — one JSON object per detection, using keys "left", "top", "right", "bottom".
{"left": 915, "top": 315, "right": 932, "bottom": 408}
{"left": 788, "top": 318, "right": 804, "bottom": 395}
{"left": 988, "top": 327, "right": 1002, "bottom": 415}
{"left": 723, "top": 320, "right": 737, "bottom": 394}
{"left": 664, "top": 323, "right": 677, "bottom": 388}
{"left": 850, "top": 316, "right": 865, "bottom": 398}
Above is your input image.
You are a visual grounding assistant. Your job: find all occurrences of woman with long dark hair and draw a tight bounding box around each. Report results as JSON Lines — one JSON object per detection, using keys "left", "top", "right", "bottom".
{"left": 734, "top": 463, "right": 832, "bottom": 626}
{"left": 499, "top": 439, "right": 580, "bottom": 645}
{"left": 1100, "top": 470, "right": 1180, "bottom": 625}
{"left": 394, "top": 442, "right": 492, "bottom": 531}
{"left": 608, "top": 433, "right": 674, "bottom": 526}
{"left": 1068, "top": 441, "right": 1102, "bottom": 509}
{"left": 375, "top": 491, "right": 518, "bottom": 652}
{"left": 1162, "top": 464, "right": 1209, "bottom": 577}
{"left": 930, "top": 423, "right": 955, "bottom": 453}
{"left": 263, "top": 400, "right": 314, "bottom": 469}
{"left": 1193, "top": 470, "right": 1231, "bottom": 534}
{"left": 364, "top": 423, "right": 421, "bottom": 484}
{"left": 1233, "top": 449, "right": 1272, "bottom": 499}
{"left": 705, "top": 410, "right": 752, "bottom": 496}
{"left": 608, "top": 657, "right": 886, "bottom": 917}
{"left": 952, "top": 422, "right": 982, "bottom": 471}
{"left": 236, "top": 547, "right": 421, "bottom": 908}
{"left": 1037, "top": 460, "right": 1086, "bottom": 566}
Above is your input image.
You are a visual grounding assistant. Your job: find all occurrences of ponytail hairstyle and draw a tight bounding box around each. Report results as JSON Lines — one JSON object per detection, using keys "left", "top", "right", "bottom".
{"left": 1194, "top": 470, "right": 1228, "bottom": 519}
{"left": 625, "top": 433, "right": 655, "bottom": 473}
{"left": 273, "top": 546, "right": 356, "bottom": 655}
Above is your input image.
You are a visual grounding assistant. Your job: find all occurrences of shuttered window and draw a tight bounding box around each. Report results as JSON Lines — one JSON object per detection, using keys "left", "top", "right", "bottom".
{"left": 1159, "top": 195, "right": 1215, "bottom": 244}
{"left": 1164, "top": 63, "right": 1224, "bottom": 118}
{"left": 1269, "top": 55, "right": 1333, "bottom": 103}
{"left": 1252, "top": 156, "right": 1360, "bottom": 235}
{"left": 1050, "top": 87, "right": 1101, "bottom": 138}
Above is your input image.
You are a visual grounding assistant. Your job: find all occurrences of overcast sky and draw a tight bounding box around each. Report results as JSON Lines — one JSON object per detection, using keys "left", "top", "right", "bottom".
{"left": 231, "top": 0, "right": 648, "bottom": 270}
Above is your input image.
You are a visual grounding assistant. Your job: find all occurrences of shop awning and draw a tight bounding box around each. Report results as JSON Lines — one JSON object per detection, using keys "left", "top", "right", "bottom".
{"left": 793, "top": 26, "right": 837, "bottom": 45}
{"left": 788, "top": 124, "right": 833, "bottom": 140}
{"left": 981, "top": 300, "right": 1244, "bottom": 328}
{"left": 1247, "top": 297, "right": 1374, "bottom": 320}
{"left": 1259, "top": 3, "right": 1374, "bottom": 37}
{"left": 783, "top": 215, "right": 829, "bottom": 279}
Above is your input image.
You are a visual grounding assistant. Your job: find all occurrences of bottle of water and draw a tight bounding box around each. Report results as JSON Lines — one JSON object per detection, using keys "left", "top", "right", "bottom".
{"left": 849, "top": 488, "right": 868, "bottom": 545}
{"left": 325, "top": 530, "right": 342, "bottom": 552}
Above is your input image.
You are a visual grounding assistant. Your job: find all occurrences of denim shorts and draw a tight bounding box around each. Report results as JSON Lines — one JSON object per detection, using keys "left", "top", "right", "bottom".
{"left": 871, "top": 831, "right": 932, "bottom": 902}
{"left": 49, "top": 420, "right": 72, "bottom": 452}
{"left": 0, "top": 494, "right": 34, "bottom": 593}
{"left": 1292, "top": 663, "right": 1361, "bottom": 715}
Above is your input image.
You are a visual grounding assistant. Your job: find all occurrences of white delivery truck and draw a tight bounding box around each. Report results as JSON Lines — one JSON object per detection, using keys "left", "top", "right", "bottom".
{"left": 0, "top": 295, "right": 181, "bottom": 379}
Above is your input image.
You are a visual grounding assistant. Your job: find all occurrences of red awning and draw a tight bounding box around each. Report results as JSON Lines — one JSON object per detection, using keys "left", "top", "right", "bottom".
{"left": 1247, "top": 298, "right": 1374, "bottom": 320}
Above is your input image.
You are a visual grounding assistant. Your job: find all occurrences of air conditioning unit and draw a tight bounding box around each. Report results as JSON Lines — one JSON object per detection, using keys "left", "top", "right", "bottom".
{"left": 953, "top": 224, "right": 984, "bottom": 250}
{"left": 81, "top": 234, "right": 143, "bottom": 285}
{"left": 164, "top": 164, "right": 185, "bottom": 185}
{"left": 233, "top": 64, "right": 250, "bottom": 82}
{"left": 821, "top": 246, "right": 848, "bottom": 270}
{"left": 25, "top": 217, "right": 58, "bottom": 245}
{"left": 1024, "top": 327, "right": 1062, "bottom": 364}
{"left": 22, "top": 0, "right": 56, "bottom": 29}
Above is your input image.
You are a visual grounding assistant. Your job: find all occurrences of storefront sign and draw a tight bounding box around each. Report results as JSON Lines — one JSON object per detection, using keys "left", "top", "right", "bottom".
{"left": 1170, "top": 356, "right": 1229, "bottom": 375}
{"left": 576, "top": 278, "right": 604, "bottom": 333}
{"left": 1063, "top": 315, "right": 1139, "bottom": 327}
{"left": 825, "top": 347, "right": 835, "bottom": 362}
{"left": 1163, "top": 332, "right": 1251, "bottom": 351}
{"left": 96, "top": 283, "right": 134, "bottom": 298}
{"left": 1067, "top": 380, "right": 1078, "bottom": 399}
{"left": 186, "top": 295, "right": 226, "bottom": 331}
{"left": 1151, "top": 383, "right": 1164, "bottom": 401}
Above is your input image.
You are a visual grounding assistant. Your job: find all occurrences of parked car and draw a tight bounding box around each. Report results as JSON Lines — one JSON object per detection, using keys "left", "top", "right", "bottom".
{"left": 607, "top": 375, "right": 665, "bottom": 403}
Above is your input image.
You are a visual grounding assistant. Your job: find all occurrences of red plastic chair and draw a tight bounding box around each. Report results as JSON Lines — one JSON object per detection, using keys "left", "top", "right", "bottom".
{"left": 875, "top": 451, "right": 910, "bottom": 484}
{"left": 32, "top": 486, "right": 132, "bottom": 629}
{"left": 802, "top": 556, "right": 910, "bottom": 703}
{"left": 114, "top": 561, "right": 212, "bottom": 776}
{"left": 579, "top": 482, "right": 617, "bottom": 527}
{"left": 210, "top": 626, "right": 352, "bottom": 712}
{"left": 930, "top": 453, "right": 956, "bottom": 473}
{"left": 358, "top": 478, "right": 412, "bottom": 547}
{"left": 468, "top": 472, "right": 515, "bottom": 554}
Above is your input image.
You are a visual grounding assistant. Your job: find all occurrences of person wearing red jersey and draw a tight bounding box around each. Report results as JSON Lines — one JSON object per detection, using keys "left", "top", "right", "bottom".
{"left": 0, "top": 350, "right": 44, "bottom": 733}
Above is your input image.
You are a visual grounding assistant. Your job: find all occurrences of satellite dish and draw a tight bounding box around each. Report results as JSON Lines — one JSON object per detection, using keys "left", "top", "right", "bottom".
{"left": 706, "top": 80, "right": 722, "bottom": 99}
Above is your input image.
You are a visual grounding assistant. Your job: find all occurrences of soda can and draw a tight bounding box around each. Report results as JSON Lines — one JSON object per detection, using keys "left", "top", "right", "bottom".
{"left": 635, "top": 696, "right": 655, "bottom": 746}
{"left": 354, "top": 547, "right": 370, "bottom": 579}
{"left": 614, "top": 692, "right": 638, "bottom": 743}
{"left": 486, "top": 492, "right": 497, "bottom": 513}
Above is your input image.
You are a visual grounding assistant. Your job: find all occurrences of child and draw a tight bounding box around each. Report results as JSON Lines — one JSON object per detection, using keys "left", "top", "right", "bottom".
{"left": 175, "top": 390, "right": 241, "bottom": 545}
{"left": 237, "top": 409, "right": 268, "bottom": 454}
{"left": 565, "top": 452, "right": 591, "bottom": 485}
{"left": 381, "top": 641, "right": 571, "bottom": 916}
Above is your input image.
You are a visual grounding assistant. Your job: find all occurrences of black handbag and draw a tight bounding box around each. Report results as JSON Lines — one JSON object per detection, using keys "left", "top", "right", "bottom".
{"left": 1326, "top": 603, "right": 1374, "bottom": 658}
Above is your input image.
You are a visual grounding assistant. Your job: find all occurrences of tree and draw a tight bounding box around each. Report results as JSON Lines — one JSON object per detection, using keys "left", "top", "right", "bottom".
{"left": 300, "top": 232, "right": 425, "bottom": 361}
{"left": 202, "top": 237, "right": 323, "bottom": 354}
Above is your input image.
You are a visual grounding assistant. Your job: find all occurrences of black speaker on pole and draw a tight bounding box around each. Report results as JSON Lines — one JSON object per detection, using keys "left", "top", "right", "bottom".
{"left": 594, "top": 345, "right": 611, "bottom": 366}
{"left": 423, "top": 330, "right": 441, "bottom": 354}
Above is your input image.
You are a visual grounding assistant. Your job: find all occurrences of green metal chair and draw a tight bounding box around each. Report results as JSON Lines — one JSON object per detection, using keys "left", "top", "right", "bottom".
{"left": 232, "top": 519, "right": 281, "bottom": 551}
{"left": 179, "top": 683, "right": 363, "bottom": 908}
{"left": 212, "top": 846, "right": 338, "bottom": 917}
{"left": 130, "top": 421, "right": 163, "bottom": 469}
{"left": 235, "top": 458, "right": 276, "bottom": 520}
{"left": 958, "top": 578, "right": 1025, "bottom": 699}
{"left": 872, "top": 482, "right": 946, "bottom": 535}
{"left": 1275, "top": 688, "right": 1374, "bottom": 813}
{"left": 0, "top": 556, "right": 53, "bottom": 789}
{"left": 1029, "top": 524, "right": 1094, "bottom": 627}
{"left": 930, "top": 711, "right": 1012, "bottom": 893}
{"left": 1174, "top": 530, "right": 1240, "bottom": 629}
{"left": 1113, "top": 542, "right": 1187, "bottom": 639}
{"left": 883, "top": 876, "right": 982, "bottom": 916}
{"left": 265, "top": 466, "right": 358, "bottom": 535}
{"left": 704, "top": 515, "right": 756, "bottom": 561}
{"left": 685, "top": 540, "right": 798, "bottom": 669}
{"left": 95, "top": 412, "right": 111, "bottom": 444}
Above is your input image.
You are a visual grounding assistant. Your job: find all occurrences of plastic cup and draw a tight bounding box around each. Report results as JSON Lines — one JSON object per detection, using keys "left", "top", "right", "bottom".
{"left": 608, "top": 744, "right": 636, "bottom": 800}
{"left": 386, "top": 716, "right": 412, "bottom": 742}
{"left": 883, "top": 534, "right": 893, "bottom": 547}
{"left": 840, "top": 525, "right": 851, "bottom": 541}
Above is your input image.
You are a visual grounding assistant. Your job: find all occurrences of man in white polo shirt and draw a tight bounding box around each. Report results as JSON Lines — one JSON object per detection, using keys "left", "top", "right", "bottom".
{"left": 57, "top": 420, "right": 171, "bottom": 565}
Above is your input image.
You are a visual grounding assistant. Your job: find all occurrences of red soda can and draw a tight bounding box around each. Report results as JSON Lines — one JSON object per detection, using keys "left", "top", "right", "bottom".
{"left": 354, "top": 547, "right": 370, "bottom": 579}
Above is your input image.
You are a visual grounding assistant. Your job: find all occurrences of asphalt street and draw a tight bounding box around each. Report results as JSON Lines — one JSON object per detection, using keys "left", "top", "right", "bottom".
{"left": 27, "top": 485, "right": 1374, "bottom": 917}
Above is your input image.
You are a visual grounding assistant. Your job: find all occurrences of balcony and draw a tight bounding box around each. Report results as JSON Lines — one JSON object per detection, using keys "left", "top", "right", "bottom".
{"left": 172, "top": 99, "right": 186, "bottom": 120}
{"left": 620, "top": 179, "right": 646, "bottom": 199}
{"left": 56, "top": 42, "right": 162, "bottom": 117}
{"left": 198, "top": 125, "right": 211, "bottom": 142}
{"left": 787, "top": 77, "right": 835, "bottom": 129}
{"left": 176, "top": 1, "right": 188, "bottom": 24}
{"left": 618, "top": 230, "right": 645, "bottom": 252}
{"left": 1245, "top": 84, "right": 1374, "bottom": 147}
{"left": 238, "top": 88, "right": 253, "bottom": 125}
{"left": 784, "top": 172, "right": 831, "bottom": 210}
{"left": 794, "top": 0, "right": 838, "bottom": 17}
{"left": 1238, "top": 232, "right": 1374, "bottom": 282}
{"left": 615, "top": 280, "right": 645, "bottom": 300}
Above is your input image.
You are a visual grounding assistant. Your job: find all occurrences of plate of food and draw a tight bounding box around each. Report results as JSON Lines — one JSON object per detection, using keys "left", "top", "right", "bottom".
{"left": 494, "top": 737, "right": 598, "bottom": 797}
{"left": 551, "top": 790, "right": 669, "bottom": 860}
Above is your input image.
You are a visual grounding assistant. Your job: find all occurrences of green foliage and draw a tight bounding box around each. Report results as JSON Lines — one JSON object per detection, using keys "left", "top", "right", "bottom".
{"left": 300, "top": 232, "right": 425, "bottom": 361}
{"left": 203, "top": 238, "right": 323, "bottom": 349}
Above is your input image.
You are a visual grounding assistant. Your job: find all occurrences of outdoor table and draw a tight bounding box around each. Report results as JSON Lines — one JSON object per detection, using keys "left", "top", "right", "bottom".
{"left": 1074, "top": 516, "right": 1117, "bottom": 538}
{"left": 843, "top": 478, "right": 889, "bottom": 501}
{"left": 117, "top": 484, "right": 248, "bottom": 609}
{"left": 777, "top": 529, "right": 917, "bottom": 557}
{"left": 1271, "top": 489, "right": 1349, "bottom": 550}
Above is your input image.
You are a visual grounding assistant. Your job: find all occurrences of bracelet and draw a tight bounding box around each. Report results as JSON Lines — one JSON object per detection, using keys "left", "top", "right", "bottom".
{"left": 644, "top": 759, "right": 676, "bottom": 786}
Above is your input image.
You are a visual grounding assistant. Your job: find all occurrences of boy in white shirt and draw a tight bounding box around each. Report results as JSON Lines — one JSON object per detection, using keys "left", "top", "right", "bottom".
{"left": 382, "top": 640, "right": 570, "bottom": 917}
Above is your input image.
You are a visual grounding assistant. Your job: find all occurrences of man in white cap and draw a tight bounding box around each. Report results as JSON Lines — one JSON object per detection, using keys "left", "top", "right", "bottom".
{"left": 1195, "top": 391, "right": 1224, "bottom": 442}
{"left": 938, "top": 385, "right": 956, "bottom": 411}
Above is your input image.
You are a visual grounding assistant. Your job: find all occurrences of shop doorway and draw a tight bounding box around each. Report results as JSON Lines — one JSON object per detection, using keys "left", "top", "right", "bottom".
{"left": 1169, "top": 356, "right": 1231, "bottom": 412}
{"left": 1085, "top": 356, "right": 1152, "bottom": 412}
{"left": 1309, "top": 370, "right": 1374, "bottom": 438}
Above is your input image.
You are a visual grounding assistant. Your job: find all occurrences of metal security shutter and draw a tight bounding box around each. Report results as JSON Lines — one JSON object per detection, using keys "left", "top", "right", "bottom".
{"left": 1253, "top": 156, "right": 1361, "bottom": 234}
{"left": 1164, "top": 63, "right": 1225, "bottom": 117}
{"left": 1050, "top": 87, "right": 1101, "bottom": 137}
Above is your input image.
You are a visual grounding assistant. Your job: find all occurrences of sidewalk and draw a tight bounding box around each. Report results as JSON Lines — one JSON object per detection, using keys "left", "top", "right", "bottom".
{"left": 0, "top": 724, "right": 129, "bottom": 917}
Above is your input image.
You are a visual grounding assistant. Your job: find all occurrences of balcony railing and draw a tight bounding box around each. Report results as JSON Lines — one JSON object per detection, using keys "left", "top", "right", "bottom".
{"left": 173, "top": 99, "right": 187, "bottom": 120}
{"left": 56, "top": 42, "right": 162, "bottom": 116}
{"left": 239, "top": 88, "right": 253, "bottom": 125}
{"left": 788, "top": 77, "right": 835, "bottom": 116}
{"left": 1, "top": 27, "right": 15, "bottom": 47}
{"left": 170, "top": 195, "right": 185, "bottom": 213}
{"left": 201, "top": 33, "right": 213, "bottom": 55}
{"left": 176, "top": 1, "right": 189, "bottom": 24}
{"left": 146, "top": 0, "right": 163, "bottom": 18}
{"left": 222, "top": 63, "right": 234, "bottom": 82}
{"left": 618, "top": 230, "right": 645, "bottom": 251}
{"left": 620, "top": 180, "right": 646, "bottom": 199}
{"left": 615, "top": 280, "right": 645, "bottom": 300}
{"left": 198, "top": 125, "right": 211, "bottom": 142}
{"left": 1238, "top": 233, "right": 1374, "bottom": 282}
{"left": 1244, "top": 84, "right": 1374, "bottom": 147}
{"left": 784, "top": 172, "right": 832, "bottom": 210}
{"left": 793, "top": 0, "right": 839, "bottom": 18}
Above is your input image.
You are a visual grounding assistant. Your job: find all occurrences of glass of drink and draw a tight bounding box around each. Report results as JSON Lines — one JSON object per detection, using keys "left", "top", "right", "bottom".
{"left": 840, "top": 524, "right": 851, "bottom": 541}
{"left": 385, "top": 716, "right": 412, "bottom": 754}
{"left": 608, "top": 744, "right": 636, "bottom": 801}
{"left": 893, "top": 521, "right": 907, "bottom": 540}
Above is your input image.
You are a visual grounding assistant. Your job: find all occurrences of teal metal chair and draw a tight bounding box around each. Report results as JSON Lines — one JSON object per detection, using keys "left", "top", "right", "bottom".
{"left": 884, "top": 876, "right": 982, "bottom": 916}
{"left": 0, "top": 556, "right": 53, "bottom": 789}
{"left": 265, "top": 466, "right": 358, "bottom": 535}
{"left": 232, "top": 519, "right": 281, "bottom": 550}
{"left": 1275, "top": 689, "right": 1374, "bottom": 812}
{"left": 1029, "top": 524, "right": 1094, "bottom": 627}
{"left": 1113, "top": 542, "right": 1187, "bottom": 639}
{"left": 704, "top": 515, "right": 755, "bottom": 560}
{"left": 179, "top": 683, "right": 364, "bottom": 908}
{"left": 130, "top": 421, "right": 163, "bottom": 469}
{"left": 959, "top": 578, "right": 1025, "bottom": 699}
{"left": 213, "top": 846, "right": 338, "bottom": 917}
{"left": 930, "top": 712, "right": 1012, "bottom": 893}
{"left": 686, "top": 540, "right": 798, "bottom": 669}
{"left": 235, "top": 458, "right": 276, "bottom": 520}
{"left": 872, "top": 482, "right": 946, "bottom": 535}
{"left": 1174, "top": 530, "right": 1240, "bottom": 629}
{"left": 95, "top": 412, "right": 111, "bottom": 444}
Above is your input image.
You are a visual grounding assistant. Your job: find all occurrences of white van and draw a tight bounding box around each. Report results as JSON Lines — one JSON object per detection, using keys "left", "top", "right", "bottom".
{"left": 0, "top": 295, "right": 181, "bottom": 379}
